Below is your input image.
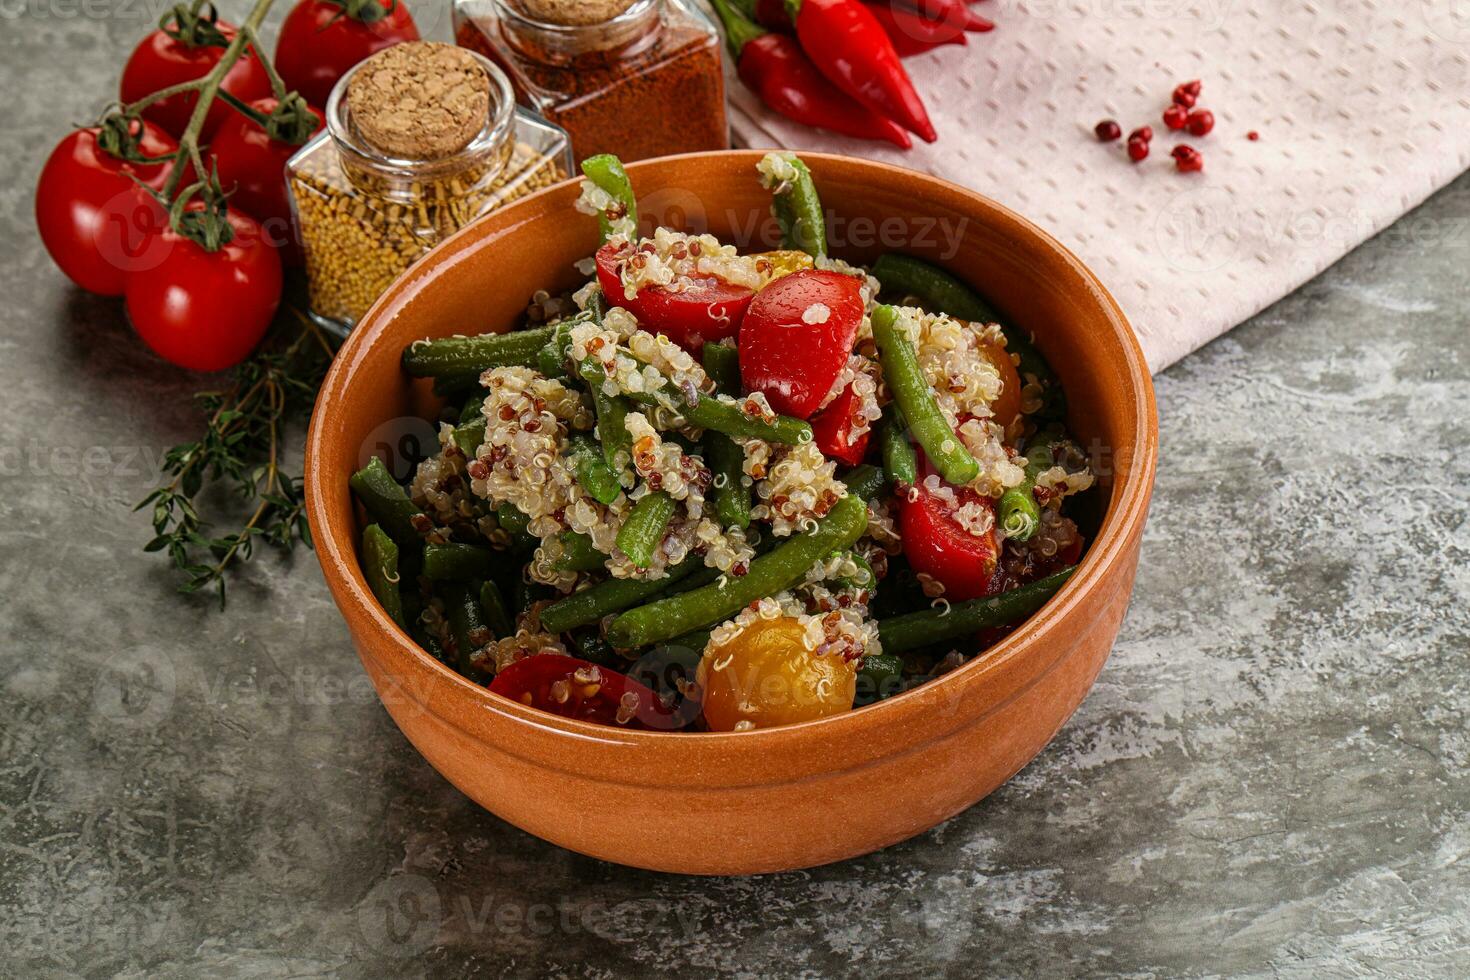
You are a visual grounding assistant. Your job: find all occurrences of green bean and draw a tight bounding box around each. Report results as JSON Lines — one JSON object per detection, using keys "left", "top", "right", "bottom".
{"left": 432, "top": 373, "right": 480, "bottom": 400}
{"left": 855, "top": 653, "right": 904, "bottom": 707}
{"left": 702, "top": 342, "right": 751, "bottom": 529}
{"left": 451, "top": 418, "right": 486, "bottom": 456}
{"left": 829, "top": 550, "right": 876, "bottom": 591}
{"left": 566, "top": 434, "right": 623, "bottom": 505}
{"left": 361, "top": 524, "right": 405, "bottom": 627}
{"left": 581, "top": 154, "right": 639, "bottom": 242}
{"left": 401, "top": 326, "right": 554, "bottom": 378}
{"left": 442, "top": 581, "right": 492, "bottom": 683}
{"left": 458, "top": 394, "right": 485, "bottom": 424}
{"left": 997, "top": 429, "right": 1062, "bottom": 542}
{"left": 607, "top": 493, "right": 868, "bottom": 647}
{"left": 496, "top": 502, "right": 530, "bottom": 537}
{"left": 490, "top": 502, "right": 537, "bottom": 551}
{"left": 871, "top": 304, "right": 978, "bottom": 485}
{"left": 701, "top": 341, "right": 741, "bottom": 390}
{"left": 877, "top": 566, "right": 1076, "bottom": 654}
{"left": 841, "top": 463, "right": 887, "bottom": 502}
{"left": 570, "top": 626, "right": 622, "bottom": 668}
{"left": 423, "top": 543, "right": 495, "bottom": 581}
{"left": 349, "top": 457, "right": 424, "bottom": 550}
{"left": 872, "top": 253, "right": 997, "bottom": 322}
{"left": 766, "top": 154, "right": 826, "bottom": 259}
{"left": 878, "top": 403, "right": 918, "bottom": 486}
{"left": 578, "top": 356, "right": 810, "bottom": 445}
{"left": 705, "top": 433, "right": 751, "bottom": 530}
{"left": 871, "top": 253, "right": 1065, "bottom": 420}
{"left": 617, "top": 491, "right": 675, "bottom": 568}
{"left": 537, "top": 320, "right": 575, "bottom": 378}
{"left": 583, "top": 287, "right": 610, "bottom": 322}
{"left": 582, "top": 365, "right": 633, "bottom": 469}
{"left": 479, "top": 580, "right": 514, "bottom": 638}
{"left": 539, "top": 555, "right": 706, "bottom": 634}
{"left": 555, "top": 531, "right": 607, "bottom": 572}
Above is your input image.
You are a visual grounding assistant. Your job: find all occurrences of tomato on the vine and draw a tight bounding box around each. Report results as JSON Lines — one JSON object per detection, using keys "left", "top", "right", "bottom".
{"left": 35, "top": 120, "right": 182, "bottom": 297}
{"left": 211, "top": 97, "right": 325, "bottom": 265}
{"left": 119, "top": 13, "right": 272, "bottom": 140}
{"left": 125, "top": 206, "right": 282, "bottom": 372}
{"left": 275, "top": 0, "right": 421, "bottom": 108}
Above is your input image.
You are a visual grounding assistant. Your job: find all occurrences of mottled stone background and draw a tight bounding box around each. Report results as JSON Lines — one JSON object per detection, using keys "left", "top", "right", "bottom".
{"left": 2, "top": 3, "right": 1467, "bottom": 977}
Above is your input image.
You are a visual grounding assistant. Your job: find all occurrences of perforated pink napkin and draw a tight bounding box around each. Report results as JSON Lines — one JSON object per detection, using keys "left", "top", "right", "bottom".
{"left": 725, "top": 0, "right": 1470, "bottom": 371}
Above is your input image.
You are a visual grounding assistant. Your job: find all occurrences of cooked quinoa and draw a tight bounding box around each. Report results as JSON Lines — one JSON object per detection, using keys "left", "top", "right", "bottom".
{"left": 354, "top": 151, "right": 1094, "bottom": 733}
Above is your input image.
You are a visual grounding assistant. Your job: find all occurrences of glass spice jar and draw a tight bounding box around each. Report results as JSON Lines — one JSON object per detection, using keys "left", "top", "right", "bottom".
{"left": 453, "top": 0, "right": 728, "bottom": 163}
{"left": 287, "top": 42, "right": 573, "bottom": 334}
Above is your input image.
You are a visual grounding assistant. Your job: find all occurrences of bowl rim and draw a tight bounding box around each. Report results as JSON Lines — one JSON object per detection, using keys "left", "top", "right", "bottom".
{"left": 305, "top": 149, "right": 1158, "bottom": 754}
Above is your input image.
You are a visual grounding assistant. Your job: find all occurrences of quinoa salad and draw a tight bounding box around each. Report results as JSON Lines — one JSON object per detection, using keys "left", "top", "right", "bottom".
{"left": 349, "top": 151, "right": 1096, "bottom": 733}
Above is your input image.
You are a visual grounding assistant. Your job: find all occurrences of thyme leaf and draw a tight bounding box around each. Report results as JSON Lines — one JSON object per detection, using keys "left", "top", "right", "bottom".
{"left": 137, "top": 308, "right": 339, "bottom": 609}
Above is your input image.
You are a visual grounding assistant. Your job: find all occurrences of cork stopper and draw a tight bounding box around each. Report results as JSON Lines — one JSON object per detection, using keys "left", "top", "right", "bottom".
{"left": 512, "top": 0, "right": 637, "bottom": 26}
{"left": 346, "top": 42, "right": 491, "bottom": 160}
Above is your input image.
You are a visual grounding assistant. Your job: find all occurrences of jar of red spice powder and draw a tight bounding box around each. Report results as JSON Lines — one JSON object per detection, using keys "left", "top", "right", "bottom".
{"left": 453, "top": 0, "right": 728, "bottom": 163}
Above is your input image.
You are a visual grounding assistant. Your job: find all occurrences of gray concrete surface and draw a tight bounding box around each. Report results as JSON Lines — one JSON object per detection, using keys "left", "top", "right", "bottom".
{"left": 2, "top": 4, "right": 1468, "bottom": 978}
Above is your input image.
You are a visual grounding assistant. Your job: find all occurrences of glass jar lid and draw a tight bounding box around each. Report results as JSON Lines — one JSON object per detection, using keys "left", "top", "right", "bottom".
{"left": 325, "top": 45, "right": 518, "bottom": 201}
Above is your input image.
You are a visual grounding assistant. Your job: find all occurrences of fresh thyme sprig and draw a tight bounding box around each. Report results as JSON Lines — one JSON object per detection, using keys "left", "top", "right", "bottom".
{"left": 138, "top": 309, "right": 339, "bottom": 608}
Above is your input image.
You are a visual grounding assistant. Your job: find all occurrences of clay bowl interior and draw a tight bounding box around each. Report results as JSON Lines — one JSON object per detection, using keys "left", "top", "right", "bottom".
{"left": 305, "top": 150, "right": 1157, "bottom": 875}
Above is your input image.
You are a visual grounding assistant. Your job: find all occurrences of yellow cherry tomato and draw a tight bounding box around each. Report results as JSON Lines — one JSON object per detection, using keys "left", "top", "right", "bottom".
{"left": 753, "top": 250, "right": 815, "bottom": 282}
{"left": 696, "top": 616, "right": 858, "bottom": 732}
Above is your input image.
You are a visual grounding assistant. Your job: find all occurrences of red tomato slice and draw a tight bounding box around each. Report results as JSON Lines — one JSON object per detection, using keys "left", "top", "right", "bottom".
{"left": 899, "top": 482, "right": 1000, "bottom": 601}
{"left": 595, "top": 243, "right": 755, "bottom": 353}
{"left": 738, "top": 269, "right": 864, "bottom": 419}
{"left": 488, "top": 654, "right": 684, "bottom": 730}
{"left": 809, "top": 383, "right": 871, "bottom": 466}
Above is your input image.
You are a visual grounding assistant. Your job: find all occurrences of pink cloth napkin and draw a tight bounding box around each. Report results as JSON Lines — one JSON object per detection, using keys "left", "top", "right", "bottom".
{"left": 725, "top": 0, "right": 1470, "bottom": 371}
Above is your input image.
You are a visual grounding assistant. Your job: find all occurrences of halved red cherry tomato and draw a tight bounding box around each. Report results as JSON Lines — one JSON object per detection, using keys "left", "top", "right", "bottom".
{"left": 595, "top": 242, "right": 755, "bottom": 352}
{"left": 124, "top": 206, "right": 282, "bottom": 372}
{"left": 739, "top": 269, "right": 864, "bottom": 418}
{"left": 809, "top": 383, "right": 871, "bottom": 466}
{"left": 35, "top": 121, "right": 180, "bottom": 296}
{"left": 899, "top": 481, "right": 1000, "bottom": 601}
{"left": 275, "top": 0, "right": 420, "bottom": 109}
{"left": 119, "top": 20, "right": 272, "bottom": 140}
{"left": 488, "top": 654, "right": 683, "bottom": 730}
{"left": 210, "top": 97, "right": 325, "bottom": 265}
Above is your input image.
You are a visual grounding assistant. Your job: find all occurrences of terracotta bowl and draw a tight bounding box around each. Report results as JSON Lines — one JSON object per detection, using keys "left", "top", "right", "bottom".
{"left": 305, "top": 150, "right": 1157, "bottom": 875}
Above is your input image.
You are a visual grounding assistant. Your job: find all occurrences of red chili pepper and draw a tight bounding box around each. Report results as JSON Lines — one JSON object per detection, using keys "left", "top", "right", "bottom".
{"left": 893, "top": 0, "right": 992, "bottom": 31}
{"left": 810, "top": 383, "right": 872, "bottom": 465}
{"left": 710, "top": 0, "right": 912, "bottom": 149}
{"left": 786, "top": 0, "right": 938, "bottom": 143}
{"left": 745, "top": 0, "right": 793, "bottom": 30}
{"left": 862, "top": 2, "right": 967, "bottom": 56}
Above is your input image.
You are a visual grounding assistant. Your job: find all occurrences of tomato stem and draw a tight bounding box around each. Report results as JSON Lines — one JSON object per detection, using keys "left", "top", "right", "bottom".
{"left": 126, "top": 0, "right": 280, "bottom": 246}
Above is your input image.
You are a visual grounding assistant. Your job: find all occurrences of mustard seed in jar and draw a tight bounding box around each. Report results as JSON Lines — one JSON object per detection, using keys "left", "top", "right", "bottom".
{"left": 286, "top": 41, "right": 573, "bottom": 333}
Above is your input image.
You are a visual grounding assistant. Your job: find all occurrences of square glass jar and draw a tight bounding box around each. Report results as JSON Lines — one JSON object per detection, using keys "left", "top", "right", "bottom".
{"left": 453, "top": 0, "right": 728, "bottom": 163}
{"left": 287, "top": 49, "right": 574, "bottom": 334}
